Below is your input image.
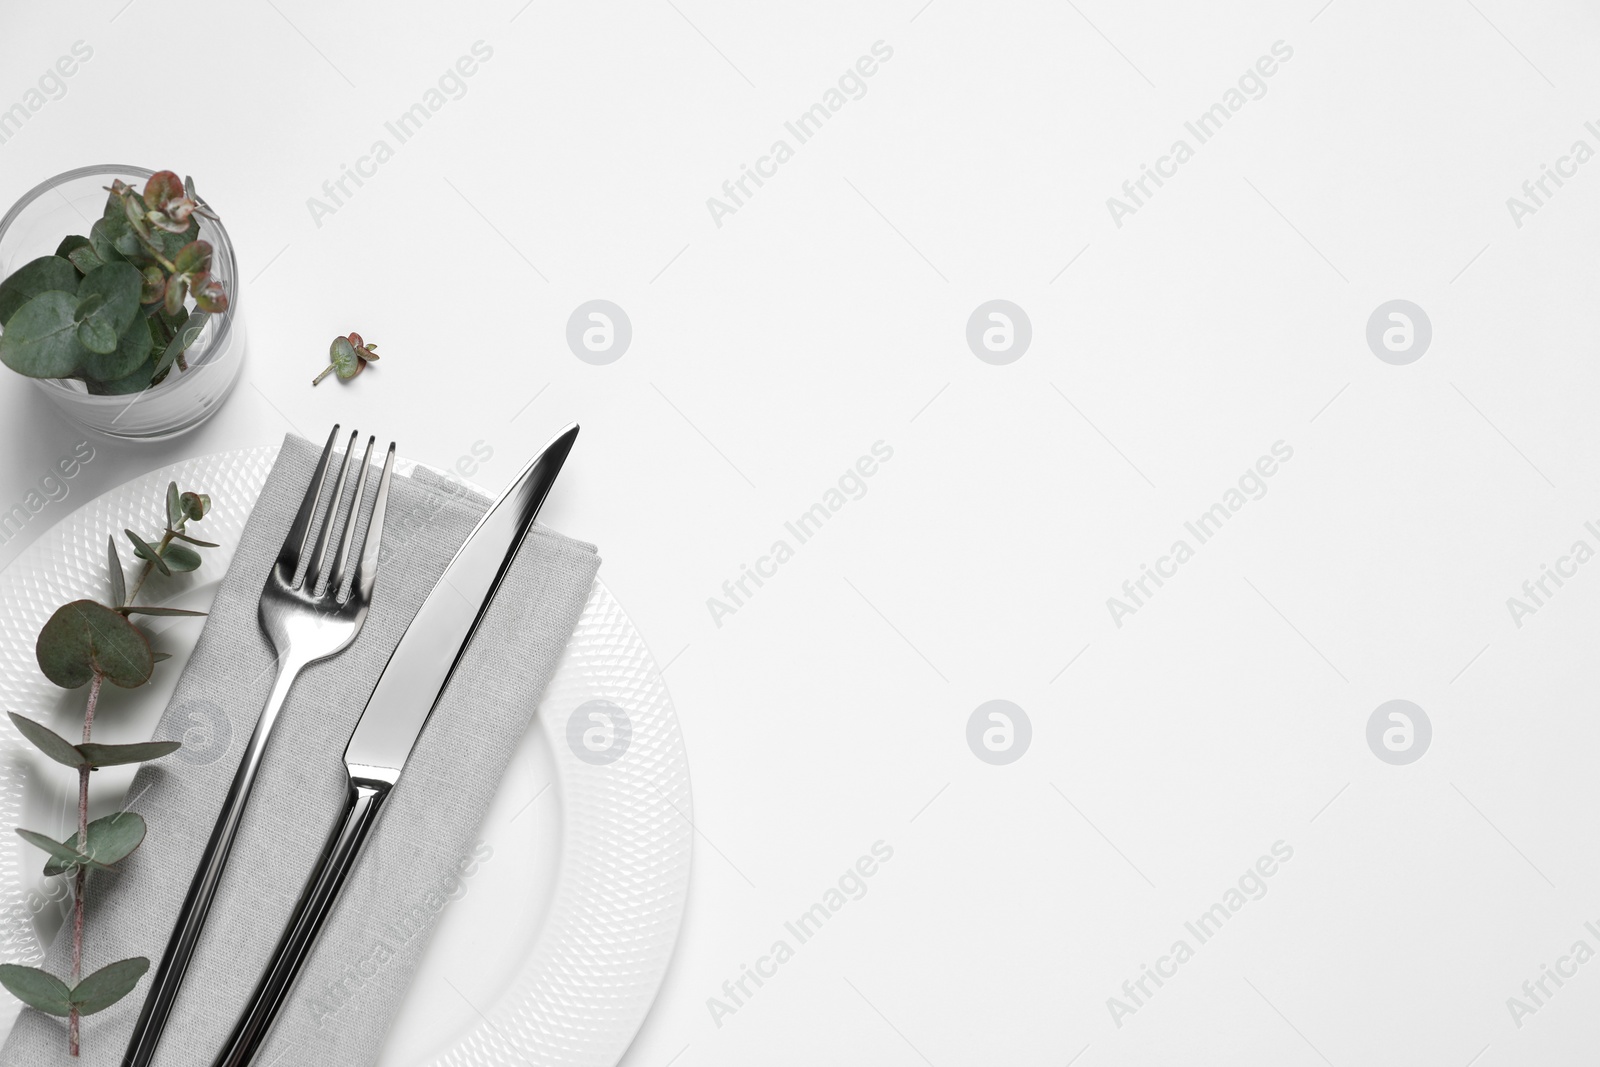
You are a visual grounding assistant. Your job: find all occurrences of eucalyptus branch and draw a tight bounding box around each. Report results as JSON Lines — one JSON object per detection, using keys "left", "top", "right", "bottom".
{"left": 0, "top": 481, "right": 214, "bottom": 1056}
{"left": 313, "top": 332, "right": 380, "bottom": 386}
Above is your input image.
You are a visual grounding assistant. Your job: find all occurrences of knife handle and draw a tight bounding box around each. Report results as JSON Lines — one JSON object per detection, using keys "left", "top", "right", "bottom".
{"left": 210, "top": 774, "right": 390, "bottom": 1067}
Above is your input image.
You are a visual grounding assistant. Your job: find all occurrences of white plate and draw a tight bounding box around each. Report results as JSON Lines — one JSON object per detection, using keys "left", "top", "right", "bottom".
{"left": 0, "top": 446, "right": 692, "bottom": 1066}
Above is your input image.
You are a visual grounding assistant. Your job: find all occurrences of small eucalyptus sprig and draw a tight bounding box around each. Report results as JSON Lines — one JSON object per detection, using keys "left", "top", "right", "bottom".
{"left": 312, "top": 331, "right": 379, "bottom": 385}
{"left": 0, "top": 481, "right": 213, "bottom": 1057}
{"left": 0, "top": 171, "right": 229, "bottom": 395}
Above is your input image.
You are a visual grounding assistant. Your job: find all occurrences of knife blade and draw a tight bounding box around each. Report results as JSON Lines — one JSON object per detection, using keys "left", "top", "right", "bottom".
{"left": 345, "top": 420, "right": 578, "bottom": 783}
{"left": 210, "top": 422, "right": 579, "bottom": 1067}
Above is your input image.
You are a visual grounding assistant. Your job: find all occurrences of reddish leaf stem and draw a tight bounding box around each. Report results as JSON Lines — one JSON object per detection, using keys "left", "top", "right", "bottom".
{"left": 68, "top": 670, "right": 103, "bottom": 1057}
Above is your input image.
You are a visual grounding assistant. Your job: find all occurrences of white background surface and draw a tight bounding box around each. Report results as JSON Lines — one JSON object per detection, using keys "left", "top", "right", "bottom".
{"left": 1, "top": 1, "right": 1597, "bottom": 1063}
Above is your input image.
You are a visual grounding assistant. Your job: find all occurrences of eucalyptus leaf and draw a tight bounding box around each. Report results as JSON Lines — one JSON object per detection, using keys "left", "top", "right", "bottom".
{"left": 150, "top": 220, "right": 199, "bottom": 264}
{"left": 0, "top": 256, "right": 78, "bottom": 325}
{"left": 80, "top": 812, "right": 147, "bottom": 866}
{"left": 7, "top": 712, "right": 84, "bottom": 769}
{"left": 67, "top": 244, "right": 105, "bottom": 276}
{"left": 75, "top": 263, "right": 143, "bottom": 355}
{"left": 148, "top": 210, "right": 191, "bottom": 236}
{"left": 56, "top": 236, "right": 101, "bottom": 277}
{"left": 172, "top": 241, "right": 211, "bottom": 276}
{"left": 16, "top": 828, "right": 95, "bottom": 873}
{"left": 0, "top": 965, "right": 73, "bottom": 1016}
{"left": 74, "top": 291, "right": 105, "bottom": 321}
{"left": 138, "top": 265, "right": 165, "bottom": 305}
{"left": 76, "top": 740, "right": 181, "bottom": 768}
{"left": 8, "top": 712, "right": 180, "bottom": 770}
{"left": 193, "top": 282, "right": 228, "bottom": 315}
{"left": 151, "top": 652, "right": 172, "bottom": 663}
{"left": 170, "top": 530, "right": 218, "bottom": 548}
{"left": 88, "top": 215, "right": 129, "bottom": 265}
{"left": 71, "top": 957, "right": 150, "bottom": 1016}
{"left": 112, "top": 225, "right": 143, "bottom": 260}
{"left": 329, "top": 335, "right": 360, "bottom": 379}
{"left": 54, "top": 235, "right": 90, "bottom": 259}
{"left": 160, "top": 544, "right": 201, "bottom": 573}
{"left": 42, "top": 812, "right": 147, "bottom": 883}
{"left": 108, "top": 535, "right": 126, "bottom": 608}
{"left": 117, "top": 606, "right": 206, "bottom": 618}
{"left": 161, "top": 273, "right": 187, "bottom": 317}
{"left": 0, "top": 291, "right": 89, "bottom": 378}
{"left": 166, "top": 482, "right": 183, "bottom": 528}
{"left": 124, "top": 530, "right": 169, "bottom": 576}
{"left": 43, "top": 812, "right": 147, "bottom": 876}
{"left": 80, "top": 307, "right": 152, "bottom": 381}
{"left": 36, "top": 599, "right": 154, "bottom": 689}
{"left": 143, "top": 172, "right": 182, "bottom": 210}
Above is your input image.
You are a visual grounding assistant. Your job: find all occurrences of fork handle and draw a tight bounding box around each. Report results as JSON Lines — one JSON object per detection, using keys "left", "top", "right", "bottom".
{"left": 211, "top": 774, "right": 390, "bottom": 1067}
{"left": 122, "top": 660, "right": 302, "bottom": 1067}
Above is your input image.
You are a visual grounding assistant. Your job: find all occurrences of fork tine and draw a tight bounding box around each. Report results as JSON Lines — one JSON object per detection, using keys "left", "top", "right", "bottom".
{"left": 349, "top": 442, "right": 397, "bottom": 604}
{"left": 329, "top": 435, "right": 376, "bottom": 598}
{"left": 304, "top": 431, "right": 359, "bottom": 592}
{"left": 277, "top": 425, "right": 340, "bottom": 580}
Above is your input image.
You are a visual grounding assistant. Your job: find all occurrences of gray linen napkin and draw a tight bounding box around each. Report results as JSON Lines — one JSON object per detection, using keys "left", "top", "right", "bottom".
{"left": 1, "top": 433, "right": 600, "bottom": 1066}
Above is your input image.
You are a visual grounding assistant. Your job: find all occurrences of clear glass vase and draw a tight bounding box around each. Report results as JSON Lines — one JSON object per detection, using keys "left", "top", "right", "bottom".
{"left": 0, "top": 164, "right": 245, "bottom": 442}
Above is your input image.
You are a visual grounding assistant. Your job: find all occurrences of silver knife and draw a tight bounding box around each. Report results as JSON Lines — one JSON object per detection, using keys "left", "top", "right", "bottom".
{"left": 209, "top": 423, "right": 579, "bottom": 1067}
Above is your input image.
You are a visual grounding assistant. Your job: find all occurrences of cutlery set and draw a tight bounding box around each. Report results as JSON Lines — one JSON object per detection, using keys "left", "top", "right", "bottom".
{"left": 120, "top": 422, "right": 579, "bottom": 1067}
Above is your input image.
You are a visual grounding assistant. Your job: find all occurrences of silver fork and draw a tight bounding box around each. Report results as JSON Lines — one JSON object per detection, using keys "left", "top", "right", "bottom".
{"left": 122, "top": 426, "right": 397, "bottom": 1067}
